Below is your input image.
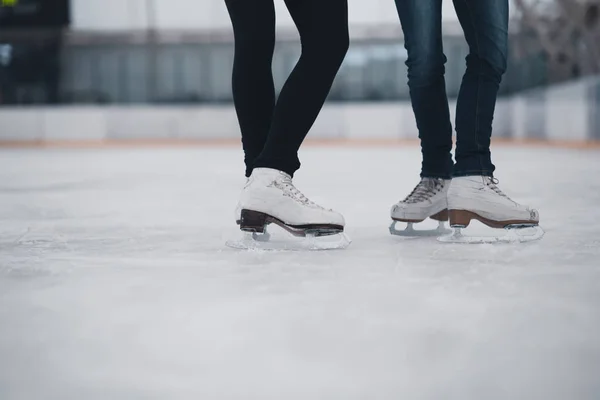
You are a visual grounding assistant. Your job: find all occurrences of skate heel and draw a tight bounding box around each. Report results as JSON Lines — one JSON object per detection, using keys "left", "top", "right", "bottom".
{"left": 430, "top": 209, "right": 449, "bottom": 222}
{"left": 449, "top": 210, "right": 475, "bottom": 228}
{"left": 239, "top": 209, "right": 269, "bottom": 233}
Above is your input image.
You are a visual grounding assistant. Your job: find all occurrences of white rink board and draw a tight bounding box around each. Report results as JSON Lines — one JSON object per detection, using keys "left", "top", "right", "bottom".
{"left": 1, "top": 146, "right": 599, "bottom": 399}
{"left": 0, "top": 97, "right": 595, "bottom": 143}
{"left": 2, "top": 77, "right": 599, "bottom": 143}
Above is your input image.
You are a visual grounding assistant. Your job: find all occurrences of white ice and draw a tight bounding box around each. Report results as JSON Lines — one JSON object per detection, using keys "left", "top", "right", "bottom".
{"left": 0, "top": 146, "right": 599, "bottom": 400}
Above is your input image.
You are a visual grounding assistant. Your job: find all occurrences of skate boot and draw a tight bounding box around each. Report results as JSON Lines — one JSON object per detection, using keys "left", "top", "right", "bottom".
{"left": 226, "top": 168, "right": 351, "bottom": 251}
{"left": 389, "top": 177, "right": 452, "bottom": 237}
{"left": 438, "top": 176, "right": 544, "bottom": 244}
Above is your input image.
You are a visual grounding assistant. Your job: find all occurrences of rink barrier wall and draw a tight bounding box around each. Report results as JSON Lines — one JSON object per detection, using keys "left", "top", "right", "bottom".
{"left": 1, "top": 79, "right": 600, "bottom": 147}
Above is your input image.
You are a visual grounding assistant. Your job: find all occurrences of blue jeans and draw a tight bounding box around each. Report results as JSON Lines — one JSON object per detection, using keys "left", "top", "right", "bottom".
{"left": 394, "top": 0, "right": 508, "bottom": 178}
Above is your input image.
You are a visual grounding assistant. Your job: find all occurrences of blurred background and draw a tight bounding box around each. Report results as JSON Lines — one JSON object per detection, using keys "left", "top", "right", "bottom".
{"left": 4, "top": 4, "right": 600, "bottom": 398}
{"left": 0, "top": 0, "right": 599, "bottom": 143}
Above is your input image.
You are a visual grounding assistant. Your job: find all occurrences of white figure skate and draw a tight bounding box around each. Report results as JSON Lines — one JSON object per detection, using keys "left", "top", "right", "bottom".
{"left": 226, "top": 168, "right": 351, "bottom": 251}
{"left": 438, "top": 176, "right": 544, "bottom": 244}
{"left": 389, "top": 178, "right": 452, "bottom": 237}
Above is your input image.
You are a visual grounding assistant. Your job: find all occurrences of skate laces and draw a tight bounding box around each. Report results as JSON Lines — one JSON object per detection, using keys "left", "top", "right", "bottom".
{"left": 485, "top": 177, "right": 513, "bottom": 200}
{"left": 403, "top": 178, "right": 444, "bottom": 204}
{"left": 278, "top": 175, "right": 325, "bottom": 209}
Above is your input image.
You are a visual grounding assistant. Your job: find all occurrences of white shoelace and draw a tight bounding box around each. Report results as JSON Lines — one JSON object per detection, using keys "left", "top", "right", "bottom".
{"left": 485, "top": 177, "right": 512, "bottom": 200}
{"left": 278, "top": 174, "right": 325, "bottom": 209}
{"left": 402, "top": 178, "right": 445, "bottom": 204}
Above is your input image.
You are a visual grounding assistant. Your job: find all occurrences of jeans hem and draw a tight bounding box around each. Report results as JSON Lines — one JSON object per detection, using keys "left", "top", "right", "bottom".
{"left": 452, "top": 170, "right": 494, "bottom": 178}
{"left": 420, "top": 172, "right": 453, "bottom": 180}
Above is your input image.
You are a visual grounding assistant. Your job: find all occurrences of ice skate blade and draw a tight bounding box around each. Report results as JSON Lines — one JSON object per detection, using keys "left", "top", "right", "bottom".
{"left": 437, "top": 224, "right": 545, "bottom": 244}
{"left": 225, "top": 231, "right": 351, "bottom": 251}
{"left": 389, "top": 221, "right": 452, "bottom": 238}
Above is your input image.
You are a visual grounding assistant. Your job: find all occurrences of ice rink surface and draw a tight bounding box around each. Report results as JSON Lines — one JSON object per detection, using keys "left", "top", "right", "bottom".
{"left": 1, "top": 145, "right": 599, "bottom": 400}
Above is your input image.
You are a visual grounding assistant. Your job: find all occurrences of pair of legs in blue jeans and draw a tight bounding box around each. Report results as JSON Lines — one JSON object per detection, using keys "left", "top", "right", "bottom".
{"left": 227, "top": 0, "right": 508, "bottom": 179}
{"left": 394, "top": 0, "right": 508, "bottom": 179}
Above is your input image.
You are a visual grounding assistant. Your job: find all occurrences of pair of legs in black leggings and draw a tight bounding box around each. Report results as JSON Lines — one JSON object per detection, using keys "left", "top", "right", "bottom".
{"left": 225, "top": 0, "right": 349, "bottom": 178}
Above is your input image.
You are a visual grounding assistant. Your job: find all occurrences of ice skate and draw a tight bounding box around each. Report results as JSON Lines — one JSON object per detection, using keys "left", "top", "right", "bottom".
{"left": 389, "top": 177, "right": 452, "bottom": 237}
{"left": 438, "top": 176, "right": 544, "bottom": 244}
{"left": 226, "top": 168, "right": 351, "bottom": 251}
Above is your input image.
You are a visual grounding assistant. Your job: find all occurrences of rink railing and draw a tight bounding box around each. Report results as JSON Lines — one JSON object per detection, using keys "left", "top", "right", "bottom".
{"left": 1, "top": 77, "right": 599, "bottom": 145}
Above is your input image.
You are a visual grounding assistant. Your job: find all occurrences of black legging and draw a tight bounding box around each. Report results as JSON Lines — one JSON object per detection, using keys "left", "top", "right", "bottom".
{"left": 225, "top": 0, "right": 349, "bottom": 177}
